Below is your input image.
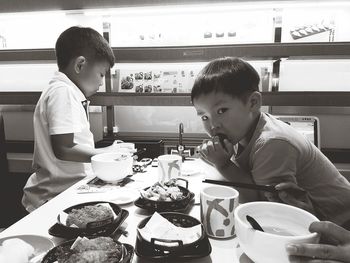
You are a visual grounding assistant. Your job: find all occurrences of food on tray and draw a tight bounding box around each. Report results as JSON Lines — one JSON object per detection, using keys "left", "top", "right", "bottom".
{"left": 56, "top": 237, "right": 123, "bottom": 263}
{"left": 0, "top": 238, "right": 34, "bottom": 263}
{"left": 140, "top": 179, "right": 184, "bottom": 201}
{"left": 66, "top": 204, "right": 114, "bottom": 228}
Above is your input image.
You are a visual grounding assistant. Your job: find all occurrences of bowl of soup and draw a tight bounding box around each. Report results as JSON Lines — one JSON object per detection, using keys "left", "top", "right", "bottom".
{"left": 234, "top": 201, "right": 320, "bottom": 263}
{"left": 91, "top": 152, "right": 133, "bottom": 182}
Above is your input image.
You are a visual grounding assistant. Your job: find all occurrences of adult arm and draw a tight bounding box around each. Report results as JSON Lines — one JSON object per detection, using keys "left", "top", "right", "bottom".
{"left": 286, "top": 221, "right": 350, "bottom": 262}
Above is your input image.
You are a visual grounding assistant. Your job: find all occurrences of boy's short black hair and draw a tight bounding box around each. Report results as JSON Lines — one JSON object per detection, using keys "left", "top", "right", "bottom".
{"left": 55, "top": 26, "right": 115, "bottom": 71}
{"left": 191, "top": 57, "right": 260, "bottom": 103}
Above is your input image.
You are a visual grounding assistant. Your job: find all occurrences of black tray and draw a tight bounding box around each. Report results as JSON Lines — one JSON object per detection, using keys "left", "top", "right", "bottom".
{"left": 135, "top": 231, "right": 211, "bottom": 260}
{"left": 134, "top": 192, "right": 194, "bottom": 212}
{"left": 42, "top": 237, "right": 134, "bottom": 263}
{"left": 48, "top": 202, "right": 129, "bottom": 238}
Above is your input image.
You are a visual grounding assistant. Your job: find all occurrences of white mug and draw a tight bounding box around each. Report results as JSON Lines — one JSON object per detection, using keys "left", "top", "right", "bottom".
{"left": 200, "top": 185, "right": 239, "bottom": 238}
{"left": 157, "top": 154, "right": 182, "bottom": 183}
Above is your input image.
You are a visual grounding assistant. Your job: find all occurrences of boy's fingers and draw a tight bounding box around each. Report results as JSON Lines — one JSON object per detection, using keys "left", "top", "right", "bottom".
{"left": 309, "top": 221, "right": 350, "bottom": 245}
{"left": 223, "top": 139, "right": 233, "bottom": 154}
{"left": 275, "top": 182, "right": 306, "bottom": 198}
{"left": 264, "top": 192, "right": 280, "bottom": 202}
{"left": 212, "top": 136, "right": 221, "bottom": 151}
{"left": 275, "top": 181, "right": 305, "bottom": 192}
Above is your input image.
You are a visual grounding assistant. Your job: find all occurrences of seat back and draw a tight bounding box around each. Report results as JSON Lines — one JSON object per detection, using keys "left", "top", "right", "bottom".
{"left": 0, "top": 114, "right": 8, "bottom": 177}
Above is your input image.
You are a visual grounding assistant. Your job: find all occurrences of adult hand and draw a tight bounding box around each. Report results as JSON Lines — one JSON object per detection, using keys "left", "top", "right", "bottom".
{"left": 287, "top": 221, "right": 350, "bottom": 262}
{"left": 197, "top": 136, "right": 234, "bottom": 169}
{"left": 264, "top": 181, "right": 315, "bottom": 215}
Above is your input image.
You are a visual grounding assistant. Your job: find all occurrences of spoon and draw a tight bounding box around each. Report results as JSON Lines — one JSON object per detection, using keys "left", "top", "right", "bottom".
{"left": 246, "top": 215, "right": 264, "bottom": 232}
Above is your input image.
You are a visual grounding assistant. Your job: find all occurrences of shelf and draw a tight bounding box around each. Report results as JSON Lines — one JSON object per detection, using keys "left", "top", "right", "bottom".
{"left": 2, "top": 42, "right": 350, "bottom": 62}
{"left": 2, "top": 91, "right": 350, "bottom": 107}
{"left": 0, "top": 49, "right": 55, "bottom": 62}
{"left": 0, "top": 0, "right": 327, "bottom": 13}
{"left": 113, "top": 43, "right": 350, "bottom": 62}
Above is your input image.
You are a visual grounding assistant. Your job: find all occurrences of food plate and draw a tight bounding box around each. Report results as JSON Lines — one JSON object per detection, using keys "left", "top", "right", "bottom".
{"left": 48, "top": 201, "right": 129, "bottom": 238}
{"left": 0, "top": 235, "right": 55, "bottom": 263}
{"left": 135, "top": 178, "right": 195, "bottom": 212}
{"left": 109, "top": 189, "right": 139, "bottom": 205}
{"left": 41, "top": 237, "right": 134, "bottom": 263}
{"left": 135, "top": 212, "right": 211, "bottom": 260}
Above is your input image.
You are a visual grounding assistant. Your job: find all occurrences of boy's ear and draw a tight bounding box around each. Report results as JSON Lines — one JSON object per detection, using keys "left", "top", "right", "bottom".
{"left": 74, "top": 56, "right": 87, "bottom": 73}
{"left": 248, "top": 91, "right": 262, "bottom": 111}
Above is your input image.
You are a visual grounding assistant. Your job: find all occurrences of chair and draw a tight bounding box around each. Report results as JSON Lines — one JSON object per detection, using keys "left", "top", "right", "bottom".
{"left": 0, "top": 114, "right": 28, "bottom": 228}
{"left": 0, "top": 113, "right": 8, "bottom": 177}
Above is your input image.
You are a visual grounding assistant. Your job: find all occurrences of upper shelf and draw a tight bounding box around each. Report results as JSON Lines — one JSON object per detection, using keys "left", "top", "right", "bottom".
{"left": 1, "top": 42, "right": 350, "bottom": 62}
{"left": 0, "top": 0, "right": 332, "bottom": 13}
{"left": 2, "top": 92, "right": 350, "bottom": 107}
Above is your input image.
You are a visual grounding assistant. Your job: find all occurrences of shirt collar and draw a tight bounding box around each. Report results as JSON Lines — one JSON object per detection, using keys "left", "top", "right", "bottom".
{"left": 52, "top": 71, "right": 87, "bottom": 102}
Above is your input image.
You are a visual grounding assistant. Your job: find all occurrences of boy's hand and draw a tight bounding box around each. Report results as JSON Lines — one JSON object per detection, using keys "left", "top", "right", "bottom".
{"left": 198, "top": 136, "right": 234, "bottom": 169}
{"left": 264, "top": 182, "right": 315, "bottom": 214}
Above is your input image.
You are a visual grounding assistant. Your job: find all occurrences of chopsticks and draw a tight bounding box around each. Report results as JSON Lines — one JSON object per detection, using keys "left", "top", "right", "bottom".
{"left": 202, "top": 179, "right": 277, "bottom": 193}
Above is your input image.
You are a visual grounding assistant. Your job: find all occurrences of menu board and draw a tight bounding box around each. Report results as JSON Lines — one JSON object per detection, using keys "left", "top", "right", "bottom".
{"left": 114, "top": 66, "right": 202, "bottom": 93}
{"left": 113, "top": 61, "right": 273, "bottom": 93}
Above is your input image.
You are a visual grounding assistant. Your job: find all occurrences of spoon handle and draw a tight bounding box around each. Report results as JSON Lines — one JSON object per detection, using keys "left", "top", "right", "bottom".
{"left": 246, "top": 215, "right": 264, "bottom": 232}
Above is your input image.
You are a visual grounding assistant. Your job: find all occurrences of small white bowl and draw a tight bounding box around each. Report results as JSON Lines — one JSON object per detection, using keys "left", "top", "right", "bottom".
{"left": 91, "top": 152, "right": 133, "bottom": 182}
{"left": 234, "top": 201, "right": 320, "bottom": 263}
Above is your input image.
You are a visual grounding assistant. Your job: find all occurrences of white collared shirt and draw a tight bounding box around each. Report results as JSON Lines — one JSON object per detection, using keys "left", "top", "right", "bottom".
{"left": 22, "top": 71, "right": 94, "bottom": 212}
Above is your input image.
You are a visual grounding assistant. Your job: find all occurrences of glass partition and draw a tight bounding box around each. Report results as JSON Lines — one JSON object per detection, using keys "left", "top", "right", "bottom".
{"left": 0, "top": 11, "right": 103, "bottom": 49}
{"left": 279, "top": 59, "right": 350, "bottom": 91}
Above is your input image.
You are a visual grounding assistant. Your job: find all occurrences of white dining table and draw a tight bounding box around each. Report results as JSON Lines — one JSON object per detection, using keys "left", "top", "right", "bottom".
{"left": 0, "top": 159, "right": 249, "bottom": 263}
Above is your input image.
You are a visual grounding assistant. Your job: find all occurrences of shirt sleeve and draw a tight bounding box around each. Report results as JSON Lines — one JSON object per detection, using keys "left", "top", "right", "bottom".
{"left": 251, "top": 139, "right": 299, "bottom": 185}
{"left": 46, "top": 87, "right": 84, "bottom": 135}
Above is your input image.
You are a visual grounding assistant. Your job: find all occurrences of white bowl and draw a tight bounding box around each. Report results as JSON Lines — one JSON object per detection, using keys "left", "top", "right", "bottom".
{"left": 91, "top": 152, "right": 133, "bottom": 182}
{"left": 234, "top": 201, "right": 320, "bottom": 263}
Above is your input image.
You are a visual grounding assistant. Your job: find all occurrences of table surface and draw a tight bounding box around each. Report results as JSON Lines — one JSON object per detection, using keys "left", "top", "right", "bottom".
{"left": 0, "top": 159, "right": 251, "bottom": 263}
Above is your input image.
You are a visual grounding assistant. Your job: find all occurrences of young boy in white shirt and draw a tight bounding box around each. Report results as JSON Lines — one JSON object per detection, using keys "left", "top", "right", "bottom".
{"left": 22, "top": 26, "right": 117, "bottom": 212}
{"left": 192, "top": 57, "right": 350, "bottom": 228}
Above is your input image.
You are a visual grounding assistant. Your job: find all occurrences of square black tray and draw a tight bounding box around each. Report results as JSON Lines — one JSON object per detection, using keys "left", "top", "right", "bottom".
{"left": 135, "top": 232, "right": 211, "bottom": 260}
{"left": 48, "top": 209, "right": 129, "bottom": 239}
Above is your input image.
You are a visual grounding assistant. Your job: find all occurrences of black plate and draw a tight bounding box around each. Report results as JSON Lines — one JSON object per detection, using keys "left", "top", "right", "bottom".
{"left": 134, "top": 192, "right": 194, "bottom": 212}
{"left": 48, "top": 202, "right": 129, "bottom": 238}
{"left": 41, "top": 237, "right": 134, "bottom": 263}
{"left": 135, "top": 230, "right": 211, "bottom": 260}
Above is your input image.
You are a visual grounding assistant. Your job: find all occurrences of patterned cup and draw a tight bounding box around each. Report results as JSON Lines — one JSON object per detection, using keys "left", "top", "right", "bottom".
{"left": 200, "top": 185, "right": 239, "bottom": 238}
{"left": 157, "top": 154, "right": 182, "bottom": 183}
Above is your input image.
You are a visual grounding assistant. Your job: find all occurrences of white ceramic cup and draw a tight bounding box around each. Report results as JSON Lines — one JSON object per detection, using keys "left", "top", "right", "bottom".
{"left": 157, "top": 154, "right": 182, "bottom": 183}
{"left": 200, "top": 185, "right": 239, "bottom": 238}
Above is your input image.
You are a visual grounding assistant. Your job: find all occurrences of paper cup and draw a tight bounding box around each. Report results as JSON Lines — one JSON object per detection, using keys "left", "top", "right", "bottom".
{"left": 200, "top": 185, "right": 239, "bottom": 238}
{"left": 158, "top": 155, "right": 182, "bottom": 183}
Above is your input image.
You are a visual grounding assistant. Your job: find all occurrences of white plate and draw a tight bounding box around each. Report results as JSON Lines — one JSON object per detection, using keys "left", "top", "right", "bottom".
{"left": 0, "top": 235, "right": 55, "bottom": 263}
{"left": 235, "top": 243, "right": 254, "bottom": 263}
{"left": 181, "top": 169, "right": 200, "bottom": 176}
{"left": 109, "top": 189, "right": 139, "bottom": 205}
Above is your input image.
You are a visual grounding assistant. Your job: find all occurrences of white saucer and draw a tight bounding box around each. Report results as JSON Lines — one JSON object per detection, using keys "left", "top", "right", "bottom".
{"left": 181, "top": 168, "right": 200, "bottom": 176}
{"left": 109, "top": 189, "right": 139, "bottom": 205}
{"left": 235, "top": 243, "right": 254, "bottom": 263}
{"left": 0, "top": 235, "right": 55, "bottom": 263}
